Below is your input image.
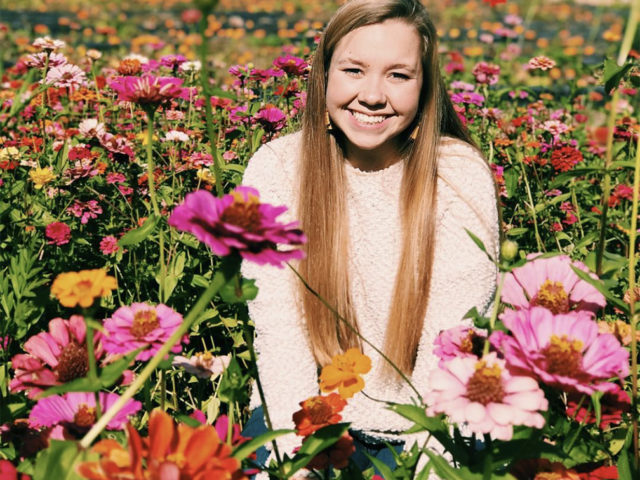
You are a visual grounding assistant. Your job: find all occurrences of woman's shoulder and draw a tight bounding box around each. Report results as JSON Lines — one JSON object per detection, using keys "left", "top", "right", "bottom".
{"left": 436, "top": 136, "right": 493, "bottom": 187}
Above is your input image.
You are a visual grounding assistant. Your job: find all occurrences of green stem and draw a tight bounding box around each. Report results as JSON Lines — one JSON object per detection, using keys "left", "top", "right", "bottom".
{"left": 617, "top": 0, "right": 640, "bottom": 66}
{"left": 83, "top": 314, "right": 102, "bottom": 421}
{"left": 145, "top": 110, "right": 167, "bottom": 302}
{"left": 628, "top": 134, "right": 640, "bottom": 467}
{"left": 483, "top": 272, "right": 505, "bottom": 357}
{"left": 596, "top": 89, "right": 620, "bottom": 276}
{"left": 79, "top": 255, "right": 241, "bottom": 448}
{"left": 518, "top": 155, "right": 544, "bottom": 252}
{"left": 287, "top": 264, "right": 423, "bottom": 402}
{"left": 198, "top": 15, "right": 224, "bottom": 197}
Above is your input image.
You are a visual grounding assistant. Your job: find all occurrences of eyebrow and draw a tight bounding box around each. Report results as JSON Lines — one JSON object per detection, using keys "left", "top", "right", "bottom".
{"left": 335, "top": 57, "right": 418, "bottom": 74}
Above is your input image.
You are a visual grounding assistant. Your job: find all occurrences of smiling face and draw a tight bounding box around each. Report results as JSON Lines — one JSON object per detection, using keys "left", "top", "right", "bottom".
{"left": 326, "top": 19, "right": 424, "bottom": 170}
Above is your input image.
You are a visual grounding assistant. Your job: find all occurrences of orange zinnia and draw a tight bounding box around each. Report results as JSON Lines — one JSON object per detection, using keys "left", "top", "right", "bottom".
{"left": 292, "top": 393, "right": 346, "bottom": 437}
{"left": 77, "top": 409, "right": 247, "bottom": 480}
{"left": 319, "top": 348, "right": 371, "bottom": 399}
{"left": 51, "top": 269, "right": 117, "bottom": 308}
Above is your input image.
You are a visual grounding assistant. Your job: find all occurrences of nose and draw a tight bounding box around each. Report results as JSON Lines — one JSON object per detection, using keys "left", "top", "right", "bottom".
{"left": 357, "top": 76, "right": 386, "bottom": 108}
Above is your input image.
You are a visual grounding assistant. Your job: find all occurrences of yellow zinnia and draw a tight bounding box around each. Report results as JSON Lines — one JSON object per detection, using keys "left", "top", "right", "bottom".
{"left": 319, "top": 348, "right": 372, "bottom": 399}
{"left": 0, "top": 146, "right": 19, "bottom": 161}
{"left": 51, "top": 269, "right": 117, "bottom": 308}
{"left": 29, "top": 167, "right": 56, "bottom": 189}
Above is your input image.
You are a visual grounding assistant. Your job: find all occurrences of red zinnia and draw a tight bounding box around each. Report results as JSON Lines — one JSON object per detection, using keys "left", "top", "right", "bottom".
{"left": 45, "top": 222, "right": 71, "bottom": 246}
{"left": 292, "top": 393, "right": 347, "bottom": 437}
{"left": 550, "top": 146, "right": 583, "bottom": 172}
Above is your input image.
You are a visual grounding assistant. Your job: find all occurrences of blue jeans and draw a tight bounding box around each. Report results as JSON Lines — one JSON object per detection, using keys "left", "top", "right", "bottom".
{"left": 242, "top": 406, "right": 404, "bottom": 474}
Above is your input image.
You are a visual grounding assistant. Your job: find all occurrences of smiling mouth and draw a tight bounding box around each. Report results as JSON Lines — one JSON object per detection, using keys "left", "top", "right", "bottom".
{"left": 350, "top": 111, "right": 390, "bottom": 125}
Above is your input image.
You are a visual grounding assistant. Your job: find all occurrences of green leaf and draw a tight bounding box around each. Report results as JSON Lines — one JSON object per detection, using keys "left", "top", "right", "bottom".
{"left": 603, "top": 58, "right": 633, "bottom": 93}
{"left": 618, "top": 448, "right": 633, "bottom": 480}
{"left": 231, "top": 429, "right": 292, "bottom": 461}
{"left": 32, "top": 440, "right": 83, "bottom": 480}
{"left": 387, "top": 404, "right": 448, "bottom": 434}
{"left": 503, "top": 166, "right": 519, "bottom": 198}
{"left": 464, "top": 229, "right": 495, "bottom": 263}
{"left": 218, "top": 357, "right": 249, "bottom": 404}
{"left": 99, "top": 348, "right": 142, "bottom": 388}
{"left": 365, "top": 452, "right": 395, "bottom": 480}
{"left": 37, "top": 377, "right": 101, "bottom": 398}
{"left": 506, "top": 227, "right": 528, "bottom": 237}
{"left": 219, "top": 278, "right": 258, "bottom": 304}
{"left": 118, "top": 214, "right": 159, "bottom": 247}
{"left": 570, "top": 266, "right": 629, "bottom": 314}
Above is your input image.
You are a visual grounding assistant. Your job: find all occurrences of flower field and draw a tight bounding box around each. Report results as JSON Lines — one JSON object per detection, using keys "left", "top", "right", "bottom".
{"left": 0, "top": 0, "right": 639, "bottom": 479}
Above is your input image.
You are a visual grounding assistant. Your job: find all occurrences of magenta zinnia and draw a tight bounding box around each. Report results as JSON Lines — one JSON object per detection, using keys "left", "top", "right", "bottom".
{"left": 433, "top": 325, "right": 486, "bottom": 367}
{"left": 102, "top": 302, "right": 187, "bottom": 361}
{"left": 29, "top": 392, "right": 141, "bottom": 439}
{"left": 501, "top": 254, "right": 606, "bottom": 315}
{"left": 496, "top": 307, "right": 629, "bottom": 394}
{"left": 425, "top": 353, "right": 548, "bottom": 440}
{"left": 9, "top": 316, "right": 102, "bottom": 399}
{"left": 108, "top": 75, "right": 184, "bottom": 106}
{"left": 168, "top": 186, "right": 306, "bottom": 267}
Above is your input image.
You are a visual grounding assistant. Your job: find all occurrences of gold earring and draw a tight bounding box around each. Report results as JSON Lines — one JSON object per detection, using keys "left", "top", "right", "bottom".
{"left": 409, "top": 126, "right": 419, "bottom": 141}
{"left": 325, "top": 111, "right": 333, "bottom": 132}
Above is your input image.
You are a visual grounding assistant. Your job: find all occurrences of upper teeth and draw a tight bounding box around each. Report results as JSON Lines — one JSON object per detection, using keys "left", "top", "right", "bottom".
{"left": 352, "top": 111, "right": 386, "bottom": 124}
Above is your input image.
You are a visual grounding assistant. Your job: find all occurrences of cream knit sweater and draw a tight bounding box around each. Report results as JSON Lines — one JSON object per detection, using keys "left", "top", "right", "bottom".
{"left": 241, "top": 131, "right": 499, "bottom": 463}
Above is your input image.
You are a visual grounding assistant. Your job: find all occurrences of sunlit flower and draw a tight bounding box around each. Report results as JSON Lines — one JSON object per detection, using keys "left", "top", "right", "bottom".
{"left": 496, "top": 307, "right": 629, "bottom": 394}
{"left": 273, "top": 54, "right": 309, "bottom": 76}
{"left": 168, "top": 186, "right": 306, "bottom": 267}
{"left": 163, "top": 130, "right": 190, "bottom": 142}
{"left": 472, "top": 61, "right": 500, "bottom": 85}
{"left": 425, "top": 353, "right": 548, "bottom": 440}
{"left": 102, "top": 303, "right": 187, "bottom": 361}
{"left": 9, "top": 316, "right": 101, "bottom": 398}
{"left": 51, "top": 269, "right": 117, "bottom": 308}
{"left": 598, "top": 319, "right": 640, "bottom": 346}
{"left": 29, "top": 167, "right": 56, "bottom": 189}
{"left": 501, "top": 254, "right": 606, "bottom": 315}
{"left": 173, "top": 352, "right": 230, "bottom": 379}
{"left": 108, "top": 75, "right": 184, "bottom": 107}
{"left": 179, "top": 60, "right": 202, "bottom": 73}
{"left": 196, "top": 168, "right": 216, "bottom": 185}
{"left": 293, "top": 393, "right": 347, "bottom": 437}
{"left": 433, "top": 326, "right": 487, "bottom": 366}
{"left": 319, "top": 348, "right": 371, "bottom": 399}
{"left": 78, "top": 118, "right": 106, "bottom": 138}
{"left": 255, "top": 106, "right": 287, "bottom": 132}
{"left": 117, "top": 58, "right": 142, "bottom": 76}
{"left": 29, "top": 392, "right": 141, "bottom": 439}
{"left": 32, "top": 36, "right": 66, "bottom": 51}
{"left": 45, "top": 221, "right": 71, "bottom": 246}
{"left": 44, "top": 64, "right": 87, "bottom": 89}
{"left": 24, "top": 52, "right": 67, "bottom": 68}
{"left": 77, "top": 408, "right": 247, "bottom": 480}
{"left": 528, "top": 56, "right": 557, "bottom": 71}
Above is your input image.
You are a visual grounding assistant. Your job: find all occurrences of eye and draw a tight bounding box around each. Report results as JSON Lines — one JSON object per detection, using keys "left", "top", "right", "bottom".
{"left": 390, "top": 72, "right": 410, "bottom": 80}
{"left": 343, "top": 68, "right": 362, "bottom": 76}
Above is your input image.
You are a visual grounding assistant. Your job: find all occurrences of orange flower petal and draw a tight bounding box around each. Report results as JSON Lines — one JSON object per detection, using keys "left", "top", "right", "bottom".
{"left": 148, "top": 408, "right": 175, "bottom": 460}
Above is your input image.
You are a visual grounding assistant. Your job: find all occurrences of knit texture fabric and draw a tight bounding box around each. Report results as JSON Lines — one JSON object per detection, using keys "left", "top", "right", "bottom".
{"left": 241, "top": 130, "right": 499, "bottom": 463}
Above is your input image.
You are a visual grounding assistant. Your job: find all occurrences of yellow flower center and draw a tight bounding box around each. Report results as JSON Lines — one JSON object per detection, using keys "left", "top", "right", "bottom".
{"left": 466, "top": 361, "right": 504, "bottom": 405}
{"left": 56, "top": 341, "right": 89, "bottom": 382}
{"left": 532, "top": 280, "right": 570, "bottom": 314}
{"left": 73, "top": 404, "right": 96, "bottom": 428}
{"left": 543, "top": 335, "right": 583, "bottom": 377}
{"left": 196, "top": 351, "right": 214, "bottom": 368}
{"left": 131, "top": 309, "right": 159, "bottom": 338}
{"left": 165, "top": 453, "right": 187, "bottom": 469}
{"left": 305, "top": 397, "right": 333, "bottom": 424}
{"left": 459, "top": 331, "right": 484, "bottom": 356}
{"left": 221, "top": 195, "right": 261, "bottom": 232}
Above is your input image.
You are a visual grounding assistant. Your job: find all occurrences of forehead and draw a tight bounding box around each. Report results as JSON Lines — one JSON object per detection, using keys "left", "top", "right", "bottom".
{"left": 330, "top": 19, "right": 423, "bottom": 67}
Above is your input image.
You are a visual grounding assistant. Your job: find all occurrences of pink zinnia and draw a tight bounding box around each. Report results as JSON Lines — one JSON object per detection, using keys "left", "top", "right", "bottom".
{"left": 471, "top": 61, "right": 500, "bottom": 85}
{"left": 99, "top": 236, "right": 119, "bottom": 255}
{"left": 9, "top": 316, "right": 102, "bottom": 399}
{"left": 528, "top": 55, "right": 556, "bottom": 71}
{"left": 29, "top": 392, "right": 141, "bottom": 439}
{"left": 425, "top": 353, "right": 548, "bottom": 440}
{"left": 168, "top": 186, "right": 306, "bottom": 267}
{"left": 255, "top": 106, "right": 287, "bottom": 132}
{"left": 102, "top": 303, "right": 187, "bottom": 361}
{"left": 501, "top": 254, "right": 606, "bottom": 315}
{"left": 496, "top": 307, "right": 629, "bottom": 394}
{"left": 108, "top": 75, "right": 184, "bottom": 106}
{"left": 45, "top": 221, "right": 71, "bottom": 246}
{"left": 433, "top": 326, "right": 486, "bottom": 367}
{"left": 44, "top": 64, "right": 87, "bottom": 89}
{"left": 273, "top": 54, "right": 309, "bottom": 76}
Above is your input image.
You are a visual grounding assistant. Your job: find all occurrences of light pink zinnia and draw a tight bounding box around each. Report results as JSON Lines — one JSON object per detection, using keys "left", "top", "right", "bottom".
{"left": 528, "top": 55, "right": 556, "bottom": 71}
{"left": 99, "top": 236, "right": 120, "bottom": 255}
{"left": 433, "top": 326, "right": 486, "bottom": 367}
{"left": 9, "top": 316, "right": 102, "bottom": 399}
{"left": 108, "top": 75, "right": 184, "bottom": 106}
{"left": 173, "top": 352, "right": 230, "bottom": 379}
{"left": 501, "top": 254, "right": 606, "bottom": 315}
{"left": 44, "top": 64, "right": 87, "bottom": 89}
{"left": 168, "top": 186, "right": 306, "bottom": 267}
{"left": 425, "top": 353, "right": 548, "bottom": 440}
{"left": 29, "top": 392, "right": 141, "bottom": 439}
{"left": 102, "top": 303, "right": 187, "bottom": 361}
{"left": 496, "top": 307, "right": 629, "bottom": 394}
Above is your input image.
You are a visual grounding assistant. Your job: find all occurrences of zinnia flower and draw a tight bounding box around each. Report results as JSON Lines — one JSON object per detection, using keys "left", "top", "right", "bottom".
{"left": 496, "top": 307, "right": 629, "bottom": 394}
{"left": 425, "top": 353, "right": 548, "bottom": 441}
{"left": 566, "top": 382, "right": 630, "bottom": 429}
{"left": 108, "top": 75, "right": 184, "bottom": 106}
{"left": 45, "top": 222, "right": 71, "bottom": 246}
{"left": 29, "top": 392, "right": 141, "bottom": 439}
{"left": 102, "top": 303, "right": 187, "bottom": 361}
{"left": 293, "top": 393, "right": 347, "bottom": 437}
{"left": 78, "top": 118, "right": 106, "bottom": 138}
{"left": 29, "top": 167, "right": 55, "bottom": 189}
{"left": 77, "top": 408, "right": 247, "bottom": 480}
{"left": 99, "top": 236, "right": 119, "bottom": 255}
{"left": 273, "top": 54, "right": 309, "bottom": 76}
{"left": 305, "top": 432, "right": 355, "bottom": 470}
{"left": 510, "top": 459, "right": 580, "bottom": 480}
{"left": 255, "top": 106, "right": 287, "bottom": 133}
{"left": 433, "top": 325, "right": 487, "bottom": 367}
{"left": 550, "top": 146, "right": 584, "bottom": 172}
{"left": 319, "top": 348, "right": 371, "bottom": 399}
{"left": 9, "top": 316, "right": 102, "bottom": 398}
{"left": 168, "top": 186, "right": 306, "bottom": 267}
{"left": 32, "top": 36, "right": 66, "bottom": 51}
{"left": 501, "top": 254, "right": 606, "bottom": 315}
{"left": 51, "top": 269, "right": 117, "bottom": 308}
{"left": 44, "top": 64, "right": 87, "bottom": 89}
{"left": 173, "top": 352, "right": 230, "bottom": 379}
{"left": 472, "top": 61, "right": 500, "bottom": 85}
{"left": 528, "top": 56, "right": 556, "bottom": 71}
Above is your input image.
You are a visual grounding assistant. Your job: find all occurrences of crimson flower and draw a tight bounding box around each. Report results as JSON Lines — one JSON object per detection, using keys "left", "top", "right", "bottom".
{"left": 168, "top": 186, "right": 306, "bottom": 267}
{"left": 108, "top": 75, "right": 184, "bottom": 107}
{"left": 45, "top": 222, "right": 71, "bottom": 246}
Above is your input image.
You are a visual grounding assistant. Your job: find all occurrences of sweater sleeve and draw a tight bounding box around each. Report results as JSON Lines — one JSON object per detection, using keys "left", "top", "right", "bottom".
{"left": 240, "top": 138, "right": 320, "bottom": 460}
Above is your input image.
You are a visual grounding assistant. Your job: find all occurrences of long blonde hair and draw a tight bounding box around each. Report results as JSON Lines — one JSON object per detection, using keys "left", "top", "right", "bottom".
{"left": 298, "top": 0, "right": 474, "bottom": 376}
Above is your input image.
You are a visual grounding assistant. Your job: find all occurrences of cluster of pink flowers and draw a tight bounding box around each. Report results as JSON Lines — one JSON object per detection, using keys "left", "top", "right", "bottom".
{"left": 426, "top": 254, "right": 630, "bottom": 441}
{"left": 67, "top": 199, "right": 103, "bottom": 224}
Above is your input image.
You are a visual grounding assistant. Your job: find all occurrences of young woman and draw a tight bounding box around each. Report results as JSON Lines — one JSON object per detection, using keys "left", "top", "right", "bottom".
{"left": 241, "top": 0, "right": 500, "bottom": 473}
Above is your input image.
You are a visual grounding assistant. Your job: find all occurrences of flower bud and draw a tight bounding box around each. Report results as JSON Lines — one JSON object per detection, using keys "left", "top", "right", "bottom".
{"left": 501, "top": 240, "right": 518, "bottom": 261}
